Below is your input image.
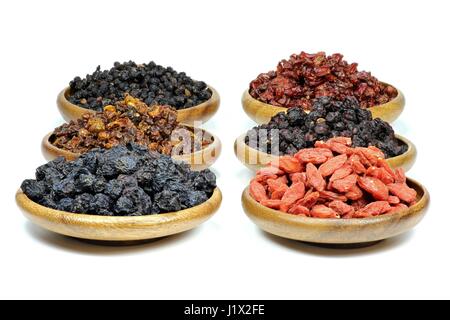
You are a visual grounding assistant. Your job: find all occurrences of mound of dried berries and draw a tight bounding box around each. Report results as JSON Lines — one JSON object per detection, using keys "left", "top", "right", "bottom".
{"left": 249, "top": 137, "right": 416, "bottom": 219}
{"left": 245, "top": 97, "right": 407, "bottom": 158}
{"left": 69, "top": 61, "right": 212, "bottom": 111}
{"left": 21, "top": 144, "right": 217, "bottom": 216}
{"left": 249, "top": 51, "right": 397, "bottom": 110}
{"left": 51, "top": 95, "right": 211, "bottom": 155}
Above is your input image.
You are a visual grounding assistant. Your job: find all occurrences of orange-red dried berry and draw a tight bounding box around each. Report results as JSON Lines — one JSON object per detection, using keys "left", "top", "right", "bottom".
{"left": 306, "top": 163, "right": 326, "bottom": 191}
{"left": 358, "top": 176, "right": 389, "bottom": 201}
{"left": 250, "top": 180, "right": 268, "bottom": 203}
{"left": 311, "top": 205, "right": 340, "bottom": 219}
{"left": 387, "top": 183, "right": 417, "bottom": 203}
{"left": 319, "top": 154, "right": 347, "bottom": 177}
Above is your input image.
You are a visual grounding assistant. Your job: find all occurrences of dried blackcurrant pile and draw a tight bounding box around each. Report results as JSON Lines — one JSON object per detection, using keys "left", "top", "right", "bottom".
{"left": 51, "top": 95, "right": 210, "bottom": 155}
{"left": 69, "top": 61, "right": 212, "bottom": 111}
{"left": 249, "top": 51, "right": 398, "bottom": 110}
{"left": 21, "top": 144, "right": 217, "bottom": 216}
{"left": 245, "top": 97, "right": 407, "bottom": 158}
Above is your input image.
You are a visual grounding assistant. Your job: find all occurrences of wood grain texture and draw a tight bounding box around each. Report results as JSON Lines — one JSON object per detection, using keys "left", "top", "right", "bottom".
{"left": 234, "top": 133, "right": 416, "bottom": 172}
{"left": 42, "top": 126, "right": 222, "bottom": 171}
{"left": 16, "top": 188, "right": 222, "bottom": 242}
{"left": 242, "top": 83, "right": 405, "bottom": 124}
{"left": 57, "top": 85, "right": 220, "bottom": 125}
{"left": 242, "top": 178, "right": 429, "bottom": 246}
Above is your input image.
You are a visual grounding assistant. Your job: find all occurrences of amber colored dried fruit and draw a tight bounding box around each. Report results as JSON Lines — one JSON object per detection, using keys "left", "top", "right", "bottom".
{"left": 358, "top": 176, "right": 389, "bottom": 201}
{"left": 311, "top": 205, "right": 340, "bottom": 219}
{"left": 319, "top": 154, "right": 347, "bottom": 177}
{"left": 250, "top": 180, "right": 268, "bottom": 203}
{"left": 306, "top": 163, "right": 326, "bottom": 191}
{"left": 387, "top": 183, "right": 417, "bottom": 203}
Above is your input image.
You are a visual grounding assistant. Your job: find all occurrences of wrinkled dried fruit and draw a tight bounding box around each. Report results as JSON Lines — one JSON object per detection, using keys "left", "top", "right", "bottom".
{"left": 250, "top": 136, "right": 417, "bottom": 219}
{"left": 358, "top": 176, "right": 389, "bottom": 201}
{"left": 387, "top": 183, "right": 417, "bottom": 203}
{"left": 250, "top": 180, "right": 268, "bottom": 203}
{"left": 21, "top": 144, "right": 216, "bottom": 216}
{"left": 306, "top": 163, "right": 326, "bottom": 191}
{"left": 69, "top": 61, "right": 212, "bottom": 111}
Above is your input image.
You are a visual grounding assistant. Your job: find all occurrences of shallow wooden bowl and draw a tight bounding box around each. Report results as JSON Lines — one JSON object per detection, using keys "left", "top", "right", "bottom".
{"left": 16, "top": 188, "right": 222, "bottom": 243}
{"left": 242, "top": 179, "right": 428, "bottom": 247}
{"left": 42, "top": 127, "right": 222, "bottom": 171}
{"left": 234, "top": 133, "right": 416, "bottom": 172}
{"left": 57, "top": 85, "right": 220, "bottom": 125}
{"left": 242, "top": 83, "right": 405, "bottom": 124}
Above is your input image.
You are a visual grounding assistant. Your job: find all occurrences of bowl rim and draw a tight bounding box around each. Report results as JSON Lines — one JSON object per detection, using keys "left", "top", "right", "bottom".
{"left": 16, "top": 187, "right": 222, "bottom": 223}
{"left": 235, "top": 131, "right": 415, "bottom": 166}
{"left": 61, "top": 84, "right": 220, "bottom": 115}
{"left": 242, "top": 177, "right": 429, "bottom": 227}
{"left": 43, "top": 124, "right": 221, "bottom": 162}
{"left": 242, "top": 82, "right": 404, "bottom": 111}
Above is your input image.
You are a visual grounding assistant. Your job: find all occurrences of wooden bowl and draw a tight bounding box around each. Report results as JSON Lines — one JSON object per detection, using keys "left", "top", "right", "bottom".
{"left": 57, "top": 85, "right": 220, "bottom": 125}
{"left": 234, "top": 133, "right": 416, "bottom": 172}
{"left": 42, "top": 127, "right": 222, "bottom": 171}
{"left": 16, "top": 188, "right": 222, "bottom": 243}
{"left": 242, "top": 83, "right": 405, "bottom": 124}
{"left": 242, "top": 179, "right": 429, "bottom": 247}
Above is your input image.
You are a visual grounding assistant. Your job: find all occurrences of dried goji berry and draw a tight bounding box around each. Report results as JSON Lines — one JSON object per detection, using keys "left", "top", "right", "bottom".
{"left": 257, "top": 166, "right": 284, "bottom": 177}
{"left": 329, "top": 200, "right": 355, "bottom": 217}
{"left": 288, "top": 204, "right": 310, "bottom": 216}
{"left": 348, "top": 154, "right": 366, "bottom": 175}
{"left": 327, "top": 137, "right": 352, "bottom": 146}
{"left": 354, "top": 201, "right": 391, "bottom": 218}
{"left": 260, "top": 199, "right": 282, "bottom": 209}
{"left": 358, "top": 176, "right": 389, "bottom": 201}
{"left": 332, "top": 174, "right": 358, "bottom": 193}
{"left": 272, "top": 156, "right": 302, "bottom": 174}
{"left": 376, "top": 158, "right": 396, "bottom": 180}
{"left": 290, "top": 172, "right": 307, "bottom": 184}
{"left": 255, "top": 174, "right": 278, "bottom": 183}
{"left": 345, "top": 185, "right": 364, "bottom": 201}
{"left": 329, "top": 164, "right": 353, "bottom": 182}
{"left": 314, "top": 141, "right": 332, "bottom": 149}
{"left": 306, "top": 163, "right": 326, "bottom": 191}
{"left": 295, "top": 148, "right": 333, "bottom": 164}
{"left": 330, "top": 142, "right": 350, "bottom": 154}
{"left": 319, "top": 190, "right": 347, "bottom": 202}
{"left": 387, "top": 183, "right": 417, "bottom": 203}
{"left": 319, "top": 154, "right": 347, "bottom": 177}
{"left": 250, "top": 180, "right": 268, "bottom": 203}
{"left": 311, "top": 205, "right": 340, "bottom": 219}
{"left": 366, "top": 166, "right": 395, "bottom": 185}
{"left": 388, "top": 195, "right": 400, "bottom": 205}
{"left": 297, "top": 191, "right": 320, "bottom": 209}
{"left": 281, "top": 182, "right": 306, "bottom": 207}
{"left": 394, "top": 168, "right": 406, "bottom": 184}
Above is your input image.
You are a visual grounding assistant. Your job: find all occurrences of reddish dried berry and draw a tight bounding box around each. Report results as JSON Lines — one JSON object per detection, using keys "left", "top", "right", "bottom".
{"left": 295, "top": 148, "right": 333, "bottom": 164}
{"left": 288, "top": 204, "right": 310, "bottom": 216}
{"left": 306, "top": 163, "right": 326, "bottom": 191}
{"left": 354, "top": 201, "right": 391, "bottom": 218}
{"left": 332, "top": 174, "right": 358, "bottom": 193}
{"left": 250, "top": 180, "right": 268, "bottom": 203}
{"left": 319, "top": 154, "right": 347, "bottom": 177}
{"left": 387, "top": 183, "right": 417, "bottom": 203}
{"left": 274, "top": 156, "right": 302, "bottom": 173}
{"left": 311, "top": 205, "right": 340, "bottom": 219}
{"left": 281, "top": 182, "right": 306, "bottom": 207}
{"left": 358, "top": 176, "right": 389, "bottom": 201}
{"left": 345, "top": 185, "right": 364, "bottom": 201}
{"left": 329, "top": 200, "right": 355, "bottom": 217}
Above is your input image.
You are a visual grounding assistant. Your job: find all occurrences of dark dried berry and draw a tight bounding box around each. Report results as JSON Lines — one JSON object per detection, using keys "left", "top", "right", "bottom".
{"left": 20, "top": 143, "right": 216, "bottom": 216}
{"left": 68, "top": 61, "right": 212, "bottom": 111}
{"left": 246, "top": 97, "right": 407, "bottom": 158}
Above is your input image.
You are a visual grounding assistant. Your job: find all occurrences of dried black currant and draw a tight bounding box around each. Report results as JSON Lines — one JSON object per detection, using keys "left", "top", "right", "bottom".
{"left": 246, "top": 96, "right": 407, "bottom": 158}
{"left": 20, "top": 144, "right": 216, "bottom": 216}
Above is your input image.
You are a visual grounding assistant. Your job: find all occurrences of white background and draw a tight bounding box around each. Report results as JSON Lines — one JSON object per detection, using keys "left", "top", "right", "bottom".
{"left": 0, "top": 0, "right": 449, "bottom": 300}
